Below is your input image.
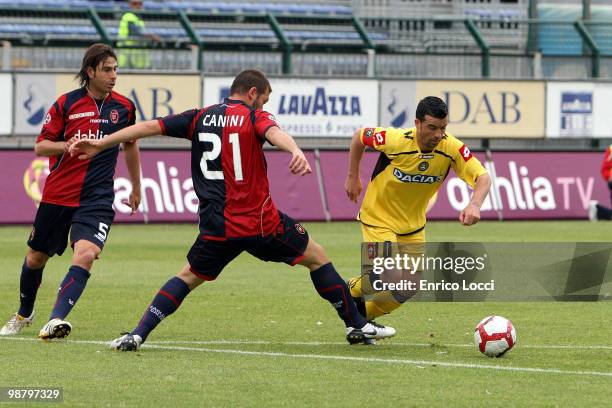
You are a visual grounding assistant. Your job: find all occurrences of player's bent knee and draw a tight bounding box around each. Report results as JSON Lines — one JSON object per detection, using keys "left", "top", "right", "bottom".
{"left": 72, "top": 241, "right": 101, "bottom": 268}
{"left": 177, "top": 263, "right": 205, "bottom": 290}
{"left": 25, "top": 249, "right": 48, "bottom": 269}
{"left": 299, "top": 238, "right": 330, "bottom": 270}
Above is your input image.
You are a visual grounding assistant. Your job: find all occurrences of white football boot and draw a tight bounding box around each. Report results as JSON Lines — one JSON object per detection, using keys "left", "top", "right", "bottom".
{"left": 346, "top": 320, "right": 396, "bottom": 345}
{"left": 588, "top": 201, "right": 598, "bottom": 222}
{"left": 0, "top": 312, "right": 35, "bottom": 336}
{"left": 110, "top": 333, "right": 143, "bottom": 352}
{"left": 38, "top": 318, "right": 72, "bottom": 340}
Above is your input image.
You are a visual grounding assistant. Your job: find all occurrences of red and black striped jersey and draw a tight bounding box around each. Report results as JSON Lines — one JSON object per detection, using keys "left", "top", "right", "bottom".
{"left": 37, "top": 87, "right": 136, "bottom": 207}
{"left": 602, "top": 144, "right": 612, "bottom": 181}
{"left": 158, "top": 98, "right": 280, "bottom": 239}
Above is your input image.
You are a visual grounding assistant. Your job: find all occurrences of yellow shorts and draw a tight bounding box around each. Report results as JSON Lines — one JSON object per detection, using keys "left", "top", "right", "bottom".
{"left": 360, "top": 223, "right": 425, "bottom": 269}
{"left": 359, "top": 224, "right": 425, "bottom": 298}
{"left": 360, "top": 224, "right": 426, "bottom": 243}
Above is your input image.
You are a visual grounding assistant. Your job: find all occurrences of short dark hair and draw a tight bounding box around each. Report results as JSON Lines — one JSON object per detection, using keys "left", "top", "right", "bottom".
{"left": 230, "top": 69, "right": 271, "bottom": 95}
{"left": 76, "top": 43, "right": 117, "bottom": 87}
{"left": 415, "top": 96, "right": 448, "bottom": 121}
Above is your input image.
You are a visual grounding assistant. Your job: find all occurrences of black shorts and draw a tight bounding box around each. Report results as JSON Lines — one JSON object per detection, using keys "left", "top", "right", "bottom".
{"left": 187, "top": 211, "right": 309, "bottom": 281}
{"left": 27, "top": 202, "right": 115, "bottom": 257}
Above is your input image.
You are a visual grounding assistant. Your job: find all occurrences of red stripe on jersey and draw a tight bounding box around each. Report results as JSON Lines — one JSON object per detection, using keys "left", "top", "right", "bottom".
{"left": 602, "top": 146, "right": 612, "bottom": 180}
{"left": 157, "top": 118, "right": 167, "bottom": 135}
{"left": 220, "top": 103, "right": 280, "bottom": 238}
{"left": 37, "top": 94, "right": 67, "bottom": 143}
{"left": 41, "top": 93, "right": 96, "bottom": 206}
{"left": 39, "top": 88, "right": 134, "bottom": 207}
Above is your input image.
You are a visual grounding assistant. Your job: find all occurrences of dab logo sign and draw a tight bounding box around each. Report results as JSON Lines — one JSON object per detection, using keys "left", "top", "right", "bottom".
{"left": 416, "top": 80, "right": 545, "bottom": 138}
{"left": 23, "top": 158, "right": 50, "bottom": 207}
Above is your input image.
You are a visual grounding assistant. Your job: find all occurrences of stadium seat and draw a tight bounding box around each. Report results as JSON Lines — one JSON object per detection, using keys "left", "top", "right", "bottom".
{"left": 87, "top": 1, "right": 117, "bottom": 10}
{"left": 179, "top": 2, "right": 218, "bottom": 13}
{"left": 235, "top": 3, "right": 266, "bottom": 14}
{"left": 139, "top": 2, "right": 165, "bottom": 11}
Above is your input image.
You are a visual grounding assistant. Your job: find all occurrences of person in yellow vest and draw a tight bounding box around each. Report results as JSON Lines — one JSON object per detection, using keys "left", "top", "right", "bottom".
{"left": 117, "top": 0, "right": 161, "bottom": 69}
{"left": 344, "top": 96, "right": 491, "bottom": 320}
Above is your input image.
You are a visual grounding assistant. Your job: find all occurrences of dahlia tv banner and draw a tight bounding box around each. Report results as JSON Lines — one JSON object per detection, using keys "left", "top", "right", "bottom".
{"left": 429, "top": 151, "right": 609, "bottom": 220}
{"left": 1, "top": 150, "right": 608, "bottom": 224}
{"left": 359, "top": 242, "right": 612, "bottom": 301}
{"left": 203, "top": 76, "right": 379, "bottom": 137}
{"left": 319, "top": 151, "right": 609, "bottom": 220}
{"left": 0, "top": 150, "right": 324, "bottom": 224}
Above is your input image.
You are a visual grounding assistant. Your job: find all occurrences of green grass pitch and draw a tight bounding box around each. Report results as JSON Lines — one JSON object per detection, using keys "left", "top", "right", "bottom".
{"left": 0, "top": 221, "right": 610, "bottom": 407}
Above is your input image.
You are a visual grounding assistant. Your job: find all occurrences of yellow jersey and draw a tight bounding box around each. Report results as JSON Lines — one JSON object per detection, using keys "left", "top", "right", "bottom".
{"left": 358, "top": 127, "right": 487, "bottom": 235}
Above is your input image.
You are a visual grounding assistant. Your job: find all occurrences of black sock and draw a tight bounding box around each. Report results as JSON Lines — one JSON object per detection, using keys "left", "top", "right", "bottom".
{"left": 132, "top": 277, "right": 191, "bottom": 342}
{"left": 310, "top": 263, "right": 367, "bottom": 328}
{"left": 18, "top": 259, "right": 44, "bottom": 318}
{"left": 50, "top": 266, "right": 90, "bottom": 320}
{"left": 352, "top": 296, "right": 367, "bottom": 318}
{"left": 596, "top": 204, "right": 612, "bottom": 220}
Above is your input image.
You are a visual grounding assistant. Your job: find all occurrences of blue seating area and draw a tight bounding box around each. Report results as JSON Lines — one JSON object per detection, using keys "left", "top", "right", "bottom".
{"left": 536, "top": 4, "right": 612, "bottom": 56}
{"left": 0, "top": 0, "right": 353, "bottom": 16}
{"left": 0, "top": 21, "right": 387, "bottom": 43}
{"left": 0, "top": 23, "right": 98, "bottom": 36}
{"left": 537, "top": 5, "right": 582, "bottom": 56}
{"left": 0, "top": 0, "right": 364, "bottom": 46}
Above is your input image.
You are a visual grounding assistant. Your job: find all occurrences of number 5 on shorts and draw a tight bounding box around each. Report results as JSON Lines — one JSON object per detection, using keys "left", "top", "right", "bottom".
{"left": 94, "top": 222, "right": 109, "bottom": 242}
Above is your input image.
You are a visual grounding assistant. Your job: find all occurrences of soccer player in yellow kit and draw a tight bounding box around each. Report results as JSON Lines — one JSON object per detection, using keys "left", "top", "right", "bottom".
{"left": 344, "top": 96, "right": 491, "bottom": 320}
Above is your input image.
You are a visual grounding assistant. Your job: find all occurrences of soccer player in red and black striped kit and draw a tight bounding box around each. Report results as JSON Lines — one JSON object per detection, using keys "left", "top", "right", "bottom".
{"left": 70, "top": 69, "right": 395, "bottom": 349}
{"left": 0, "top": 44, "right": 142, "bottom": 339}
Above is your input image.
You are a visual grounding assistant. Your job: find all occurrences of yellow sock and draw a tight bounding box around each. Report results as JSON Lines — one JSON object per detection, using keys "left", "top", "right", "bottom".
{"left": 347, "top": 276, "right": 362, "bottom": 298}
{"left": 365, "top": 291, "right": 403, "bottom": 319}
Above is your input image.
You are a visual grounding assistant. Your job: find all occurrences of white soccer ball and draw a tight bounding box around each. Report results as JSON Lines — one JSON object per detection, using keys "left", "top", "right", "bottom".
{"left": 474, "top": 315, "right": 517, "bottom": 357}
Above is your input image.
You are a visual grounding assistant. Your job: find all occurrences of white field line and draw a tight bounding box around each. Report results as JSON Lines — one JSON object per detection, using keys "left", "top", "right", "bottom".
{"left": 147, "top": 339, "right": 612, "bottom": 351}
{"left": 2, "top": 337, "right": 612, "bottom": 378}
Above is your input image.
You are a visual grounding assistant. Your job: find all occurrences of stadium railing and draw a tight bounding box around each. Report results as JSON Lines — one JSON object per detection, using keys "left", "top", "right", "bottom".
{"left": 0, "top": 1, "right": 367, "bottom": 74}
{"left": 1, "top": 3, "right": 612, "bottom": 79}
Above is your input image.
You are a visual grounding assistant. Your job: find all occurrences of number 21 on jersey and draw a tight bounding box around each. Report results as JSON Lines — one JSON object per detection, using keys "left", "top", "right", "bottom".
{"left": 198, "top": 132, "right": 244, "bottom": 181}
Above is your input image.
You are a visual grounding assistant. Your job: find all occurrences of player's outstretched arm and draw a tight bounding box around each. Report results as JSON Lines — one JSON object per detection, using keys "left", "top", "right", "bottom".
{"left": 265, "top": 126, "right": 311, "bottom": 176}
{"left": 69, "top": 120, "right": 162, "bottom": 160}
{"left": 459, "top": 173, "right": 491, "bottom": 226}
{"left": 34, "top": 140, "right": 68, "bottom": 157}
{"left": 122, "top": 140, "right": 142, "bottom": 214}
{"left": 345, "top": 129, "right": 366, "bottom": 203}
